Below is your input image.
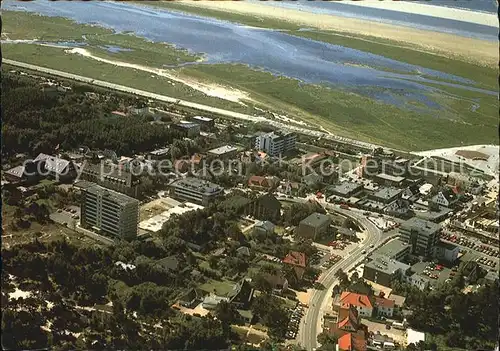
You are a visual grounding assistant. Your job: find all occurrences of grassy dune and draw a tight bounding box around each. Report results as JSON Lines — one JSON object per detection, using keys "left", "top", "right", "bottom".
{"left": 182, "top": 64, "right": 499, "bottom": 150}
{"left": 3, "top": 10, "right": 498, "bottom": 150}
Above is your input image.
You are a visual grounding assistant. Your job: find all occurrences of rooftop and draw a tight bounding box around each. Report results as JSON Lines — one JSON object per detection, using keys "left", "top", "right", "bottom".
{"left": 372, "top": 187, "right": 403, "bottom": 201}
{"left": 374, "top": 239, "right": 410, "bottom": 258}
{"left": 400, "top": 217, "right": 441, "bottom": 235}
{"left": 82, "top": 162, "right": 134, "bottom": 182}
{"left": 330, "top": 181, "right": 363, "bottom": 196}
{"left": 4, "top": 165, "right": 26, "bottom": 177}
{"left": 77, "top": 181, "right": 138, "bottom": 206}
{"left": 339, "top": 291, "right": 373, "bottom": 308}
{"left": 406, "top": 328, "right": 425, "bottom": 345}
{"left": 208, "top": 145, "right": 238, "bottom": 155}
{"left": 414, "top": 204, "right": 453, "bottom": 221}
{"left": 283, "top": 251, "right": 306, "bottom": 268}
{"left": 365, "top": 253, "right": 410, "bottom": 275}
{"left": 300, "top": 212, "right": 331, "bottom": 228}
{"left": 170, "top": 177, "right": 223, "bottom": 195}
{"left": 192, "top": 115, "right": 213, "bottom": 122}
{"left": 374, "top": 296, "right": 395, "bottom": 309}
{"left": 376, "top": 172, "right": 405, "bottom": 183}
{"left": 35, "top": 153, "right": 72, "bottom": 175}
{"left": 175, "top": 121, "right": 199, "bottom": 129}
{"left": 149, "top": 147, "right": 170, "bottom": 156}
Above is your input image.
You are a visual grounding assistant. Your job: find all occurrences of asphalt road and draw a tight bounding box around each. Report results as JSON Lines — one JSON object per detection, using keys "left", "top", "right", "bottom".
{"left": 279, "top": 196, "right": 390, "bottom": 350}
{"left": 4, "top": 59, "right": 384, "bottom": 152}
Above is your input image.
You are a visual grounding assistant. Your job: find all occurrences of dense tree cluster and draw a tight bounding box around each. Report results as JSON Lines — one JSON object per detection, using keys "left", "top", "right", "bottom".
{"left": 392, "top": 269, "right": 498, "bottom": 350}
{"left": 1, "top": 238, "right": 234, "bottom": 350}
{"left": 251, "top": 294, "right": 289, "bottom": 340}
{"left": 2, "top": 72, "right": 182, "bottom": 157}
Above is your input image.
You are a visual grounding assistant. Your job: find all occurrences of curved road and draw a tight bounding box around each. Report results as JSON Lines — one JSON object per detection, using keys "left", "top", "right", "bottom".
{"left": 299, "top": 207, "right": 384, "bottom": 350}
{"left": 279, "top": 197, "right": 393, "bottom": 350}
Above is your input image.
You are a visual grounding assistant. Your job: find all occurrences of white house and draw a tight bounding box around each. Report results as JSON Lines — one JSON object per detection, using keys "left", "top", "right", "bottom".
{"left": 432, "top": 188, "right": 459, "bottom": 208}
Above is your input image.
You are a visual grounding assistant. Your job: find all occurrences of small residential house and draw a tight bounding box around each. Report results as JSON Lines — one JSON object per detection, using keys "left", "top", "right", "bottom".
{"left": 327, "top": 305, "right": 368, "bottom": 351}
{"left": 227, "top": 279, "right": 254, "bottom": 309}
{"left": 373, "top": 296, "right": 395, "bottom": 318}
{"left": 179, "top": 288, "right": 201, "bottom": 308}
{"left": 3, "top": 163, "right": 38, "bottom": 184}
{"left": 247, "top": 175, "right": 280, "bottom": 191}
{"left": 261, "top": 272, "right": 289, "bottom": 293}
{"left": 244, "top": 194, "right": 282, "bottom": 222}
{"left": 253, "top": 220, "right": 275, "bottom": 237}
{"left": 338, "top": 292, "right": 373, "bottom": 317}
{"left": 432, "top": 187, "right": 459, "bottom": 208}
{"left": 282, "top": 251, "right": 307, "bottom": 280}
{"left": 236, "top": 246, "right": 251, "bottom": 257}
{"left": 34, "top": 153, "right": 77, "bottom": 182}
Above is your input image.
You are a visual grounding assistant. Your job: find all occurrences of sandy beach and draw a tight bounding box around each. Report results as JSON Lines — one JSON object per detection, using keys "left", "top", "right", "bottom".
{"left": 63, "top": 47, "right": 253, "bottom": 104}
{"left": 176, "top": 1, "right": 497, "bottom": 67}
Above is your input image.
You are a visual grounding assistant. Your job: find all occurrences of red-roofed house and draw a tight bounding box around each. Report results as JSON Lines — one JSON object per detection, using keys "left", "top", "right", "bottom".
{"left": 248, "top": 175, "right": 279, "bottom": 191}
{"left": 337, "top": 306, "right": 361, "bottom": 332}
{"left": 282, "top": 251, "right": 307, "bottom": 280}
{"left": 338, "top": 333, "right": 352, "bottom": 351}
{"left": 339, "top": 292, "right": 373, "bottom": 317}
{"left": 373, "top": 296, "right": 395, "bottom": 318}
{"left": 325, "top": 305, "right": 368, "bottom": 351}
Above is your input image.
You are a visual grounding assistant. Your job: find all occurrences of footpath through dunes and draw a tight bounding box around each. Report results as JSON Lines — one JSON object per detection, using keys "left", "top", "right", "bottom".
{"left": 173, "top": 0, "right": 498, "bottom": 67}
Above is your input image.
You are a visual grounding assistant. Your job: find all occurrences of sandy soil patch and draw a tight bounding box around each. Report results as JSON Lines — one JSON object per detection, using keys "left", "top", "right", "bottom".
{"left": 295, "top": 289, "right": 312, "bottom": 305}
{"left": 65, "top": 47, "right": 253, "bottom": 104}
{"left": 173, "top": 302, "right": 210, "bottom": 317}
{"left": 414, "top": 144, "right": 499, "bottom": 176}
{"left": 178, "top": 1, "right": 497, "bottom": 67}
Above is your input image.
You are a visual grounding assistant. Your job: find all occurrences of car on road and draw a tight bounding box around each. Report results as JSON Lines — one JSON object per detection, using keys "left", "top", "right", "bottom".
{"left": 361, "top": 250, "right": 366, "bottom": 254}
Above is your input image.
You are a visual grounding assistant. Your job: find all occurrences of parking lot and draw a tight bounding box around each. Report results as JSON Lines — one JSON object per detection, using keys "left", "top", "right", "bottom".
{"left": 441, "top": 231, "right": 499, "bottom": 259}
{"left": 411, "top": 261, "right": 455, "bottom": 285}
{"left": 285, "top": 303, "right": 305, "bottom": 340}
{"left": 50, "top": 205, "right": 81, "bottom": 229}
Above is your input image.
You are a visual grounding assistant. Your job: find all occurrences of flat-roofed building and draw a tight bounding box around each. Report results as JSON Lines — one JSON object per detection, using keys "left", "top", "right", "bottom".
{"left": 207, "top": 145, "right": 238, "bottom": 159}
{"left": 171, "top": 121, "right": 200, "bottom": 138}
{"left": 148, "top": 147, "right": 170, "bottom": 161}
{"left": 255, "top": 131, "right": 296, "bottom": 157}
{"left": 433, "top": 241, "right": 459, "bottom": 263}
{"left": 374, "top": 239, "right": 410, "bottom": 261}
{"left": 81, "top": 163, "right": 140, "bottom": 198}
{"left": 79, "top": 181, "right": 139, "bottom": 240}
{"left": 369, "top": 187, "right": 403, "bottom": 204}
{"left": 296, "top": 212, "right": 332, "bottom": 240}
{"left": 375, "top": 173, "right": 405, "bottom": 187}
{"left": 363, "top": 253, "right": 411, "bottom": 287}
{"left": 169, "top": 177, "right": 223, "bottom": 205}
{"left": 328, "top": 182, "right": 364, "bottom": 198}
{"left": 191, "top": 115, "right": 215, "bottom": 128}
{"left": 399, "top": 218, "right": 441, "bottom": 257}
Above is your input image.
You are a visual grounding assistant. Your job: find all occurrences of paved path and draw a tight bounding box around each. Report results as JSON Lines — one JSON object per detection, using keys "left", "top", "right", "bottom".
{"left": 280, "top": 196, "right": 395, "bottom": 350}
{"left": 4, "top": 59, "right": 388, "bottom": 152}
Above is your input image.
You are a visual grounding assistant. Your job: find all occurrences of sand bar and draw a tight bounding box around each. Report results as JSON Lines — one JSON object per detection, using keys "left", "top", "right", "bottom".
{"left": 175, "top": 1, "right": 497, "bottom": 67}
{"left": 338, "top": 1, "right": 497, "bottom": 27}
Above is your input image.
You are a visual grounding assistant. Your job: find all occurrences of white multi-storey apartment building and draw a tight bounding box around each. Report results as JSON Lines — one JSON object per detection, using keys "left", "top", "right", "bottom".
{"left": 255, "top": 131, "right": 296, "bottom": 157}
{"left": 79, "top": 181, "right": 139, "bottom": 240}
{"left": 169, "top": 177, "right": 224, "bottom": 205}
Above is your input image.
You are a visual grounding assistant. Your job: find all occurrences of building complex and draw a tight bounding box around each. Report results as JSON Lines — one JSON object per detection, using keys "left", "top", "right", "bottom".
{"left": 79, "top": 181, "right": 139, "bottom": 240}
